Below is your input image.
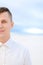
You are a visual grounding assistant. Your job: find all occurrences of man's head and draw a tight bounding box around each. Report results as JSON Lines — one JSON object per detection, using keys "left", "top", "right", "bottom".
{"left": 0, "top": 7, "right": 12, "bottom": 21}
{"left": 0, "top": 7, "right": 14, "bottom": 39}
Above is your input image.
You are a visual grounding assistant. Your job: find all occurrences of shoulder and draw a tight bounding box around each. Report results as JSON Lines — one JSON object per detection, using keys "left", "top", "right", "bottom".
{"left": 11, "top": 38, "right": 29, "bottom": 54}
{"left": 10, "top": 38, "right": 32, "bottom": 65}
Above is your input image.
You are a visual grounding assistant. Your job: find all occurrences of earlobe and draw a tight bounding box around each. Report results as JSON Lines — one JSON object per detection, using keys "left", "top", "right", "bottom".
{"left": 11, "top": 22, "right": 14, "bottom": 28}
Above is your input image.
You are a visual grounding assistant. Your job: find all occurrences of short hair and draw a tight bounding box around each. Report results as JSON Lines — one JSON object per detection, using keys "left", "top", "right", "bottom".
{"left": 0, "top": 7, "right": 12, "bottom": 21}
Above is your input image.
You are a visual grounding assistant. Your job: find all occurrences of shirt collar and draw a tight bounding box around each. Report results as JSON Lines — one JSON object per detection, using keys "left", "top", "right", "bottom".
{"left": 0, "top": 37, "right": 14, "bottom": 48}
{"left": 5, "top": 37, "right": 14, "bottom": 48}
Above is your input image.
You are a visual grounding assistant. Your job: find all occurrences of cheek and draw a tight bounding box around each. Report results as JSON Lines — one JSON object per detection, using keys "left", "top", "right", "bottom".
{"left": 5, "top": 25, "right": 11, "bottom": 31}
{"left": 4, "top": 23, "right": 12, "bottom": 32}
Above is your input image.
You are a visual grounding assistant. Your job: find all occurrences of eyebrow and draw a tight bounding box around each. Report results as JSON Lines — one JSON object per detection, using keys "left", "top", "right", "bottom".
{"left": 1, "top": 20, "right": 7, "bottom": 23}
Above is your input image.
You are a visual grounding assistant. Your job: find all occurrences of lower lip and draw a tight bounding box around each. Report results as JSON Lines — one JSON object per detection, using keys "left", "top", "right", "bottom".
{"left": 0, "top": 30, "right": 4, "bottom": 32}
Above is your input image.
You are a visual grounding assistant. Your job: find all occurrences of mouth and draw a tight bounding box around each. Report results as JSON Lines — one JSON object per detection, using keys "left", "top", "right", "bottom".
{"left": 0, "top": 30, "right": 5, "bottom": 33}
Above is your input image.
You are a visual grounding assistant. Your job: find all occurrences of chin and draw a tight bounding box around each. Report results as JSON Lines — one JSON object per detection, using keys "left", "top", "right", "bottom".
{"left": 0, "top": 34, "right": 4, "bottom": 38}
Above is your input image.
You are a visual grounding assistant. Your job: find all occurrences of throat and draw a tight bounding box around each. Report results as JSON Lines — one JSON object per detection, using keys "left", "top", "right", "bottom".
{"left": 0, "top": 35, "right": 10, "bottom": 44}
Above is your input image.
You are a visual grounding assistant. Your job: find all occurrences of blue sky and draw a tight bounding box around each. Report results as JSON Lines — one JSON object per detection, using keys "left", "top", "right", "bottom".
{"left": 0, "top": 0, "right": 43, "bottom": 35}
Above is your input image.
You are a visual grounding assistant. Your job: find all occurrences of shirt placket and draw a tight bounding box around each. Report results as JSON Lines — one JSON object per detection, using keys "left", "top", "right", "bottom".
{"left": 1, "top": 45, "right": 6, "bottom": 65}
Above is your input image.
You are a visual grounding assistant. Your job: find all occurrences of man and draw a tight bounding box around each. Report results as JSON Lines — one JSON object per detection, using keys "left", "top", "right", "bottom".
{"left": 0, "top": 7, "right": 31, "bottom": 65}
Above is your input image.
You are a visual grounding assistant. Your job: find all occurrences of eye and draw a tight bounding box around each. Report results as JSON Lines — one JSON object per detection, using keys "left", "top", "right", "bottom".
{"left": 1, "top": 20, "right": 7, "bottom": 23}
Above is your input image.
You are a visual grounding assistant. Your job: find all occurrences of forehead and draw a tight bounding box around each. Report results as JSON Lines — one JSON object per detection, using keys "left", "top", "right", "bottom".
{"left": 0, "top": 12, "right": 11, "bottom": 20}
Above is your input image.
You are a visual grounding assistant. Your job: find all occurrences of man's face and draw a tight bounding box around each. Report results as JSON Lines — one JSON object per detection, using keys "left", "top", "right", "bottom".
{"left": 0, "top": 12, "right": 14, "bottom": 38}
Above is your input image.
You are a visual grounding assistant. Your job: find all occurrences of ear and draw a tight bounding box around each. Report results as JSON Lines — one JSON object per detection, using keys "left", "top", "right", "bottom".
{"left": 11, "top": 21, "right": 14, "bottom": 28}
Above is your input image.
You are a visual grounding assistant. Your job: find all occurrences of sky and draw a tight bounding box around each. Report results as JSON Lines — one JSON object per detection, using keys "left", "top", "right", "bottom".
{"left": 0, "top": 1, "right": 43, "bottom": 65}
{"left": 0, "top": 0, "right": 43, "bottom": 35}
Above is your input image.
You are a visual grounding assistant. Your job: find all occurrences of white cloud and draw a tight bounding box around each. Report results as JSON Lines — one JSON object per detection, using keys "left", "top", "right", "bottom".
{"left": 0, "top": 0, "right": 43, "bottom": 9}
{"left": 0, "top": 0, "right": 25, "bottom": 9}
{"left": 31, "top": 10, "right": 43, "bottom": 19}
{"left": 31, "top": 0, "right": 43, "bottom": 3}
{"left": 0, "top": 0, "right": 43, "bottom": 29}
{"left": 15, "top": 8, "right": 43, "bottom": 26}
{"left": 23, "top": 28, "right": 43, "bottom": 34}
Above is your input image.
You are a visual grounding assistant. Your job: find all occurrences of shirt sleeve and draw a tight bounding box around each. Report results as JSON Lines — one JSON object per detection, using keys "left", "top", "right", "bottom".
{"left": 24, "top": 48, "right": 32, "bottom": 65}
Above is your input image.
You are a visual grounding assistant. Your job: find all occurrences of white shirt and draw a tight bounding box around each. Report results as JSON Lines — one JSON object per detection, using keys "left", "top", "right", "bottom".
{"left": 0, "top": 37, "right": 31, "bottom": 65}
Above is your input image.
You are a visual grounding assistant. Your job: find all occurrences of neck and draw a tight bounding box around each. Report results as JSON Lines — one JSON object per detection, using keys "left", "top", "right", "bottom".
{"left": 0, "top": 35, "right": 10, "bottom": 44}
